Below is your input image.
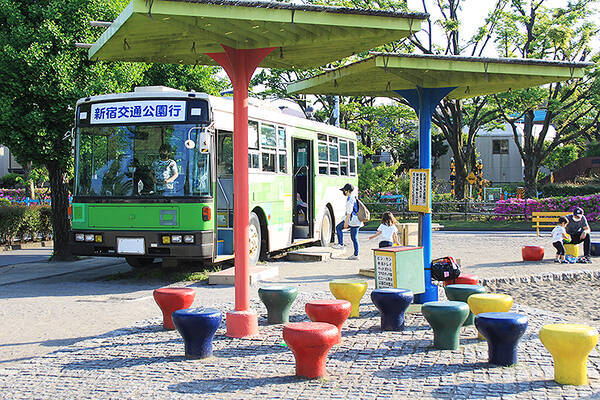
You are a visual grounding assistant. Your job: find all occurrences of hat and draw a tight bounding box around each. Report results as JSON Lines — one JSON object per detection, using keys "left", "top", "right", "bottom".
{"left": 339, "top": 183, "right": 354, "bottom": 193}
{"left": 573, "top": 207, "right": 584, "bottom": 217}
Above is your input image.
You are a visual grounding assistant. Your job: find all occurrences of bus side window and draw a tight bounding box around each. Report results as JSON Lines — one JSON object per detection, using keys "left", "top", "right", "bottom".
{"left": 217, "top": 132, "right": 233, "bottom": 176}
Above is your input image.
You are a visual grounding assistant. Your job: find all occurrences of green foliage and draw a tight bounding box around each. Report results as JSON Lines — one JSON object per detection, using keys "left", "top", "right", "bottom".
{"left": 541, "top": 143, "right": 581, "bottom": 171}
{"left": 0, "top": 205, "right": 52, "bottom": 244}
{"left": 139, "top": 64, "right": 228, "bottom": 95}
{"left": 540, "top": 183, "right": 600, "bottom": 197}
{"left": 583, "top": 142, "right": 600, "bottom": 157}
{"left": 358, "top": 160, "right": 402, "bottom": 199}
{"left": 0, "top": 173, "right": 25, "bottom": 188}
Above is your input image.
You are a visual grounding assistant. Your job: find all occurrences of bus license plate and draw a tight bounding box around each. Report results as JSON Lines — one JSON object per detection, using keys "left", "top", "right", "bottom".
{"left": 117, "top": 238, "right": 145, "bottom": 255}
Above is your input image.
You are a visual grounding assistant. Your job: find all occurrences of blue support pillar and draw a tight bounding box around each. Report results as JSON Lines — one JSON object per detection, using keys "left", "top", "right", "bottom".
{"left": 395, "top": 86, "right": 456, "bottom": 304}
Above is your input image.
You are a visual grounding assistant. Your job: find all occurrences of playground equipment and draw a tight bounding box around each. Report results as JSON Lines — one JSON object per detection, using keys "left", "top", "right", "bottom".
{"left": 370, "top": 288, "right": 414, "bottom": 331}
{"left": 172, "top": 308, "right": 222, "bottom": 359}
{"left": 329, "top": 280, "right": 368, "bottom": 318}
{"left": 283, "top": 322, "right": 339, "bottom": 378}
{"left": 258, "top": 286, "right": 298, "bottom": 325}
{"left": 421, "top": 301, "right": 470, "bottom": 350}
{"left": 475, "top": 312, "right": 528, "bottom": 366}
{"left": 305, "top": 299, "right": 352, "bottom": 341}
{"left": 443, "top": 284, "right": 487, "bottom": 326}
{"left": 153, "top": 287, "right": 196, "bottom": 330}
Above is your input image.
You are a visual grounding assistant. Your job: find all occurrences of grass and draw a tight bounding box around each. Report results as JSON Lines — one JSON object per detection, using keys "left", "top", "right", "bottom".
{"left": 103, "top": 262, "right": 224, "bottom": 283}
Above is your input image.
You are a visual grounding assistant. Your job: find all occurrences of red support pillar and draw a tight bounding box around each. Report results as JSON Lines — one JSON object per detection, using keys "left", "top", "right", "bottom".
{"left": 206, "top": 45, "right": 275, "bottom": 338}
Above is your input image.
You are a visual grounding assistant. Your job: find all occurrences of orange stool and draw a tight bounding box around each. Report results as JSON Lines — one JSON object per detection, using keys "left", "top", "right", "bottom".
{"left": 443, "top": 273, "right": 479, "bottom": 287}
{"left": 283, "top": 322, "right": 339, "bottom": 378}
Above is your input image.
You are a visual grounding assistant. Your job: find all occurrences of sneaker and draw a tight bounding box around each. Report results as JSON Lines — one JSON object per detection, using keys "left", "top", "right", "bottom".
{"left": 581, "top": 256, "right": 593, "bottom": 263}
{"left": 560, "top": 259, "right": 569, "bottom": 264}
{"left": 332, "top": 244, "right": 344, "bottom": 249}
{"left": 348, "top": 255, "right": 359, "bottom": 260}
{"left": 554, "top": 258, "right": 560, "bottom": 263}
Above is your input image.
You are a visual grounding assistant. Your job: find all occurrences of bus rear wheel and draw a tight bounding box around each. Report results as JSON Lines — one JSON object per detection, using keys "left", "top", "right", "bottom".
{"left": 248, "top": 212, "right": 261, "bottom": 266}
{"left": 320, "top": 208, "right": 333, "bottom": 247}
{"left": 125, "top": 256, "right": 156, "bottom": 269}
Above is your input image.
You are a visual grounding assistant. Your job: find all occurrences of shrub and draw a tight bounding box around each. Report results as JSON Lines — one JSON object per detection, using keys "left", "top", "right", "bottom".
{"left": 540, "top": 183, "right": 600, "bottom": 197}
{"left": 0, "top": 173, "right": 24, "bottom": 188}
{"left": 0, "top": 205, "right": 52, "bottom": 244}
{"left": 494, "top": 194, "right": 600, "bottom": 222}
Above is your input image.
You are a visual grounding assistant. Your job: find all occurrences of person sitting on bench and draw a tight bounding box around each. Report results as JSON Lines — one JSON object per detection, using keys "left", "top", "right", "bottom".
{"left": 566, "top": 207, "right": 592, "bottom": 263}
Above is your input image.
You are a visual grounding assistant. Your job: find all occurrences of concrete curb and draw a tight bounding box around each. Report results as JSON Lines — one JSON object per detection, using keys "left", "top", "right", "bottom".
{"left": 479, "top": 269, "right": 600, "bottom": 286}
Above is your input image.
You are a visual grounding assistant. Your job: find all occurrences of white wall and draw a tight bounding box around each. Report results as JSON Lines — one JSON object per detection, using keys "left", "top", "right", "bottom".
{"left": 0, "top": 146, "right": 23, "bottom": 178}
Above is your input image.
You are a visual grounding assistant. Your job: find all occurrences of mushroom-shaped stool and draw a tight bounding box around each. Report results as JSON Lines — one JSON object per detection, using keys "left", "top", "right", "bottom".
{"left": 258, "top": 285, "right": 298, "bottom": 324}
{"left": 153, "top": 287, "right": 196, "bottom": 330}
{"left": 172, "top": 308, "right": 222, "bottom": 359}
{"left": 283, "top": 322, "right": 339, "bottom": 378}
{"left": 421, "top": 301, "right": 470, "bottom": 350}
{"left": 475, "top": 312, "right": 528, "bottom": 366}
{"left": 329, "top": 279, "right": 368, "bottom": 318}
{"left": 370, "top": 288, "right": 413, "bottom": 331}
{"left": 444, "top": 284, "right": 486, "bottom": 326}
{"left": 305, "top": 299, "right": 352, "bottom": 342}
{"left": 467, "top": 293, "right": 513, "bottom": 339}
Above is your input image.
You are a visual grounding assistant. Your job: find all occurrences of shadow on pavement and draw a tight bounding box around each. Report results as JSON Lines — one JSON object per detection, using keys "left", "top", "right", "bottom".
{"left": 169, "top": 376, "right": 298, "bottom": 395}
{"left": 428, "top": 379, "right": 560, "bottom": 399}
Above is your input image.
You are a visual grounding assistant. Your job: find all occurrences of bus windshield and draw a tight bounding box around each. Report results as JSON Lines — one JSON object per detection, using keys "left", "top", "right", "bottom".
{"left": 75, "top": 124, "right": 211, "bottom": 198}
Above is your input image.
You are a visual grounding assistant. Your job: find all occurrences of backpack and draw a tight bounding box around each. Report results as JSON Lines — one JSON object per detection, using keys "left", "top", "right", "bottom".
{"left": 356, "top": 198, "right": 370, "bottom": 223}
{"left": 430, "top": 256, "right": 461, "bottom": 282}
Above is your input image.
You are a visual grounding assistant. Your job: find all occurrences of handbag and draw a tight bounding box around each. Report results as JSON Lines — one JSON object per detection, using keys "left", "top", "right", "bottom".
{"left": 430, "top": 256, "right": 461, "bottom": 282}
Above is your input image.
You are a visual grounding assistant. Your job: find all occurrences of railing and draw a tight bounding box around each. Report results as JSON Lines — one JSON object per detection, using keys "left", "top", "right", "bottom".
{"left": 363, "top": 200, "right": 528, "bottom": 222}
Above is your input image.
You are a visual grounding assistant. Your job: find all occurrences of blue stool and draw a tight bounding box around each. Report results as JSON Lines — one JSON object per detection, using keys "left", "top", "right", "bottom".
{"left": 475, "top": 312, "right": 528, "bottom": 366}
{"left": 371, "top": 288, "right": 414, "bottom": 331}
{"left": 172, "top": 308, "right": 222, "bottom": 359}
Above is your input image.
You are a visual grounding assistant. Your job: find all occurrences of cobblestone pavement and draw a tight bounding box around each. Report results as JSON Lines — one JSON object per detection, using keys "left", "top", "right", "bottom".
{"left": 2, "top": 288, "right": 600, "bottom": 400}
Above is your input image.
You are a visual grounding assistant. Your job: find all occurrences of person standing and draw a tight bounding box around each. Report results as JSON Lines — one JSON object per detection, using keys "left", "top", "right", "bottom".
{"left": 565, "top": 207, "right": 592, "bottom": 263}
{"left": 551, "top": 216, "right": 569, "bottom": 263}
{"left": 332, "top": 183, "right": 361, "bottom": 260}
{"left": 368, "top": 211, "right": 399, "bottom": 248}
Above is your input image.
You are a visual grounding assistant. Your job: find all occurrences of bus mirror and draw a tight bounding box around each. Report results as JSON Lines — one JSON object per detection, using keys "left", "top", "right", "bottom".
{"left": 184, "top": 139, "right": 196, "bottom": 149}
{"left": 198, "top": 129, "right": 211, "bottom": 153}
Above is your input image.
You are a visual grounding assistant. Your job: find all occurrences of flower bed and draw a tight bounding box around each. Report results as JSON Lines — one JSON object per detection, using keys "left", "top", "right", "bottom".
{"left": 0, "top": 188, "right": 51, "bottom": 205}
{"left": 494, "top": 194, "right": 600, "bottom": 222}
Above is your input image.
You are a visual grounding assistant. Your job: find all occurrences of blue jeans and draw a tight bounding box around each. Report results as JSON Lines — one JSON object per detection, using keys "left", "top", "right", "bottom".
{"left": 336, "top": 221, "right": 359, "bottom": 256}
{"left": 378, "top": 240, "right": 393, "bottom": 248}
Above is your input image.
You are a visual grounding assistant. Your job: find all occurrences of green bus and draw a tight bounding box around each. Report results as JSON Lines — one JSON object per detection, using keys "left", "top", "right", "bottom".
{"left": 71, "top": 86, "right": 358, "bottom": 267}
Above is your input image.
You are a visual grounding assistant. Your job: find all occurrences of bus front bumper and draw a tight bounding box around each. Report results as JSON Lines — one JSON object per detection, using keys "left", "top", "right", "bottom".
{"left": 70, "top": 230, "right": 213, "bottom": 259}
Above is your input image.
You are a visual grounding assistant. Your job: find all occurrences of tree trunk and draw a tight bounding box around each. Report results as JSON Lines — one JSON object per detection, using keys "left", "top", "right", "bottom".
{"left": 454, "top": 174, "right": 466, "bottom": 200}
{"left": 523, "top": 157, "right": 538, "bottom": 198}
{"left": 47, "top": 162, "right": 74, "bottom": 261}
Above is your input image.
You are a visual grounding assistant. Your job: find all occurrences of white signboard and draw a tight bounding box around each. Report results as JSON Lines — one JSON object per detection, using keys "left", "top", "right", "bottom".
{"left": 409, "top": 169, "right": 430, "bottom": 213}
{"left": 90, "top": 100, "right": 187, "bottom": 124}
{"left": 375, "top": 255, "right": 394, "bottom": 288}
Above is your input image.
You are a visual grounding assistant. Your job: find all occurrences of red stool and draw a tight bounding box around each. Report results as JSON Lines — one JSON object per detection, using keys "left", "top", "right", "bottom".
{"left": 443, "top": 273, "right": 479, "bottom": 287}
{"left": 522, "top": 245, "right": 544, "bottom": 261}
{"left": 153, "top": 287, "right": 196, "bottom": 330}
{"left": 283, "top": 322, "right": 339, "bottom": 378}
{"left": 305, "top": 299, "right": 352, "bottom": 341}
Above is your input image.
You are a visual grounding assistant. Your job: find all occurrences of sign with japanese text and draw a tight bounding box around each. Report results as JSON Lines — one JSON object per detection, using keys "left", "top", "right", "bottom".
{"left": 409, "top": 169, "right": 430, "bottom": 213}
{"left": 375, "top": 254, "right": 394, "bottom": 288}
{"left": 90, "top": 100, "right": 187, "bottom": 124}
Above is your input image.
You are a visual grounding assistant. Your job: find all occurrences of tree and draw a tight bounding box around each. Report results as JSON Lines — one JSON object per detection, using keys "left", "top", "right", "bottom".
{"left": 0, "top": 0, "right": 227, "bottom": 260}
{"left": 493, "top": 0, "right": 599, "bottom": 197}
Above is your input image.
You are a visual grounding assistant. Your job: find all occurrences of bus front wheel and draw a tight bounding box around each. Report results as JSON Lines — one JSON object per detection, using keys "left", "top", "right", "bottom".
{"left": 125, "top": 256, "right": 156, "bottom": 269}
{"left": 319, "top": 208, "right": 333, "bottom": 247}
{"left": 248, "top": 212, "right": 261, "bottom": 266}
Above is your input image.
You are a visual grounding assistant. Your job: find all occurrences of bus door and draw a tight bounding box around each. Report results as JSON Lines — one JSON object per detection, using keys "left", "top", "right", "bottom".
{"left": 214, "top": 130, "right": 234, "bottom": 260}
{"left": 292, "top": 138, "right": 313, "bottom": 240}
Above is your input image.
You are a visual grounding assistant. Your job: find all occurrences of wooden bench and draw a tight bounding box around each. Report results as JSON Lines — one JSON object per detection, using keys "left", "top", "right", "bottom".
{"left": 532, "top": 211, "right": 570, "bottom": 236}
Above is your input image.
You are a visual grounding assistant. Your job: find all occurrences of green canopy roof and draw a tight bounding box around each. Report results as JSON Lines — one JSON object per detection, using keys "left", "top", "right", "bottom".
{"left": 287, "top": 53, "right": 592, "bottom": 99}
{"left": 89, "top": 0, "right": 427, "bottom": 68}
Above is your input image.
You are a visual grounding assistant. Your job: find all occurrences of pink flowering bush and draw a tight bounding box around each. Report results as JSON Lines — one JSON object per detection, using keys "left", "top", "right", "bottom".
{"left": 0, "top": 188, "right": 51, "bottom": 205}
{"left": 494, "top": 194, "right": 600, "bottom": 222}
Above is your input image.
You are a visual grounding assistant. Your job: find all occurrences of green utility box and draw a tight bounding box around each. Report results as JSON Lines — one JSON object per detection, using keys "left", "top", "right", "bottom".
{"left": 373, "top": 246, "right": 425, "bottom": 294}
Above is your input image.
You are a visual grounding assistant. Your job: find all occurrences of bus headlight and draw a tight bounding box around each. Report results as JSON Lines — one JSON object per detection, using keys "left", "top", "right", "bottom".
{"left": 171, "top": 235, "right": 182, "bottom": 244}
{"left": 183, "top": 235, "right": 195, "bottom": 244}
{"left": 75, "top": 233, "right": 85, "bottom": 242}
{"left": 84, "top": 234, "right": 95, "bottom": 242}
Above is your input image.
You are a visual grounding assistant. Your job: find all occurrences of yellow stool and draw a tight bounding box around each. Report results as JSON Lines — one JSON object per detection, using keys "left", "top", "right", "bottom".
{"left": 539, "top": 324, "right": 598, "bottom": 385}
{"left": 467, "top": 293, "right": 513, "bottom": 339}
{"left": 329, "top": 279, "right": 368, "bottom": 318}
{"left": 564, "top": 243, "right": 580, "bottom": 257}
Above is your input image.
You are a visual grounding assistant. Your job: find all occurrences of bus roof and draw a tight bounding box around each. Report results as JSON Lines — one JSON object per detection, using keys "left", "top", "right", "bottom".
{"left": 76, "top": 86, "right": 357, "bottom": 140}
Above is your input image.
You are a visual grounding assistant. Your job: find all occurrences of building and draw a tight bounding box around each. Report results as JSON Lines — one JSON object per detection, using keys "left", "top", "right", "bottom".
{"left": 0, "top": 145, "right": 23, "bottom": 178}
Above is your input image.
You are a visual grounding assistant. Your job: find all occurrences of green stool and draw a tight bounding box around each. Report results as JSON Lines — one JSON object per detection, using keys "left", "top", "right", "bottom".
{"left": 444, "top": 284, "right": 487, "bottom": 326}
{"left": 421, "top": 301, "right": 470, "bottom": 350}
{"left": 258, "top": 285, "right": 298, "bottom": 324}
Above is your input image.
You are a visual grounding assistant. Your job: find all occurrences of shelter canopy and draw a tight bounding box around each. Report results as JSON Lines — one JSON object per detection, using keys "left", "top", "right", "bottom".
{"left": 287, "top": 53, "right": 592, "bottom": 98}
{"left": 89, "top": 0, "right": 427, "bottom": 68}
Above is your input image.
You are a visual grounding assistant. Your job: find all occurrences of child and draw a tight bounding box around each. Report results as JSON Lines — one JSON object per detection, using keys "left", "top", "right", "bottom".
{"left": 369, "top": 211, "right": 399, "bottom": 248}
{"left": 551, "top": 216, "right": 570, "bottom": 263}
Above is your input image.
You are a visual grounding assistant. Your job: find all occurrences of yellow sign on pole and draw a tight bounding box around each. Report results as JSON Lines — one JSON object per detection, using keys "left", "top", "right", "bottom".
{"left": 466, "top": 172, "right": 477, "bottom": 185}
{"left": 409, "top": 169, "right": 430, "bottom": 213}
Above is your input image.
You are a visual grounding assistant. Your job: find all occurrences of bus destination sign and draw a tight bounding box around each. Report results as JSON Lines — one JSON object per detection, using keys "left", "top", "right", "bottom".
{"left": 90, "top": 100, "right": 187, "bottom": 124}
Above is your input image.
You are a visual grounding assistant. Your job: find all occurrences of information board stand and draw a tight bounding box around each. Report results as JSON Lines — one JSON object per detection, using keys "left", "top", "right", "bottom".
{"left": 373, "top": 246, "right": 425, "bottom": 294}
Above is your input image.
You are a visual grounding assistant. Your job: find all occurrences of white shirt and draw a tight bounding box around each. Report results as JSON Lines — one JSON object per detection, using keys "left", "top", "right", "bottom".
{"left": 551, "top": 225, "right": 566, "bottom": 243}
{"left": 377, "top": 224, "right": 398, "bottom": 242}
{"left": 345, "top": 195, "right": 362, "bottom": 227}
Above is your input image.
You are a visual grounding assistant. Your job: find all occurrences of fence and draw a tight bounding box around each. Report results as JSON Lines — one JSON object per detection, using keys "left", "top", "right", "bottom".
{"left": 364, "top": 199, "right": 528, "bottom": 222}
